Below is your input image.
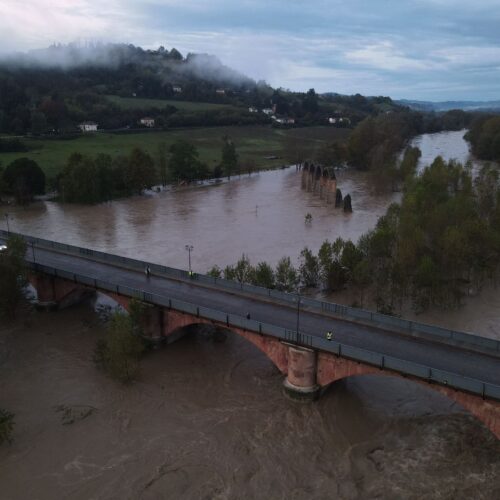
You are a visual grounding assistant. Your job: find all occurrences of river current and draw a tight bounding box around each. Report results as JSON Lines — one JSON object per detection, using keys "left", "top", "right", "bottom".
{"left": 1, "top": 130, "right": 499, "bottom": 499}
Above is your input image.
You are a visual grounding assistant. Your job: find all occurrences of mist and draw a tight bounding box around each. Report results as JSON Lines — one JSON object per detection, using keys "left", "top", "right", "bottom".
{"left": 0, "top": 42, "right": 255, "bottom": 87}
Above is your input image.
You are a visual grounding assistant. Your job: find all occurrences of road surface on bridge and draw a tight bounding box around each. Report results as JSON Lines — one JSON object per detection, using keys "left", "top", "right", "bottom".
{"left": 9, "top": 239, "right": 500, "bottom": 388}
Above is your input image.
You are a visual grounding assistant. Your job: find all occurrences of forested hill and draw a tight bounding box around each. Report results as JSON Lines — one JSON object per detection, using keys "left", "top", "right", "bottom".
{"left": 0, "top": 42, "right": 404, "bottom": 134}
{"left": 2, "top": 42, "right": 255, "bottom": 96}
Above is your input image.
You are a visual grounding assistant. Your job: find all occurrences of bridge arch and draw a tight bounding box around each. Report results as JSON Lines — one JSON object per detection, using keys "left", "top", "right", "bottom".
{"left": 317, "top": 353, "right": 500, "bottom": 439}
{"left": 159, "top": 310, "right": 289, "bottom": 374}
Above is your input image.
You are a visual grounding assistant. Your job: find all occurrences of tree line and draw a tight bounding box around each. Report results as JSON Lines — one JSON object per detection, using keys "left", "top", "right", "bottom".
{"left": 0, "top": 134, "right": 240, "bottom": 204}
{"left": 208, "top": 156, "right": 500, "bottom": 313}
{"left": 465, "top": 115, "right": 500, "bottom": 162}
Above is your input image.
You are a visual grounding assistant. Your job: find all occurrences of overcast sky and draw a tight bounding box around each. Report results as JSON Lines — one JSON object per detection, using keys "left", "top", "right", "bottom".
{"left": 1, "top": 0, "right": 499, "bottom": 101}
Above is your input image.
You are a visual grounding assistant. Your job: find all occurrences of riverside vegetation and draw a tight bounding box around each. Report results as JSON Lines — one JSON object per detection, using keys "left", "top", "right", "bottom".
{"left": 93, "top": 299, "right": 149, "bottom": 383}
{"left": 209, "top": 155, "right": 500, "bottom": 314}
{"left": 0, "top": 235, "right": 27, "bottom": 446}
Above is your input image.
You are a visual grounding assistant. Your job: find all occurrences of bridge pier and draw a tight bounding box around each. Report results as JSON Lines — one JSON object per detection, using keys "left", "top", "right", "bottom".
{"left": 30, "top": 272, "right": 93, "bottom": 310}
{"left": 283, "top": 345, "right": 320, "bottom": 400}
{"left": 138, "top": 304, "right": 163, "bottom": 347}
{"left": 31, "top": 273, "right": 58, "bottom": 310}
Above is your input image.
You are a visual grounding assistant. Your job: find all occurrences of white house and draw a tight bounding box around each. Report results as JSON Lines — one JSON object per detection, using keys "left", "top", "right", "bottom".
{"left": 173, "top": 85, "right": 182, "bottom": 93}
{"left": 78, "top": 121, "right": 98, "bottom": 132}
{"left": 139, "top": 117, "right": 155, "bottom": 128}
{"left": 262, "top": 108, "right": 273, "bottom": 115}
{"left": 328, "top": 117, "right": 337, "bottom": 124}
{"left": 248, "top": 107, "right": 258, "bottom": 113}
{"left": 274, "top": 117, "right": 295, "bottom": 125}
{"left": 216, "top": 88, "right": 226, "bottom": 95}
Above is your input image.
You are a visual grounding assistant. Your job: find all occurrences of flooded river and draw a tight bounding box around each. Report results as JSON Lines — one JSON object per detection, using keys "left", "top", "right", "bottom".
{"left": 1, "top": 130, "right": 500, "bottom": 499}
{"left": 6, "top": 168, "right": 396, "bottom": 271}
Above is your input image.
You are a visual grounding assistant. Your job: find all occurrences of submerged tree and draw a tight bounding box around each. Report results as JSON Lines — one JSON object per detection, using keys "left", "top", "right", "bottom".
{"left": 275, "top": 256, "right": 298, "bottom": 292}
{"left": 93, "top": 312, "right": 145, "bottom": 383}
{"left": 252, "top": 262, "right": 275, "bottom": 289}
{"left": 299, "top": 247, "right": 320, "bottom": 287}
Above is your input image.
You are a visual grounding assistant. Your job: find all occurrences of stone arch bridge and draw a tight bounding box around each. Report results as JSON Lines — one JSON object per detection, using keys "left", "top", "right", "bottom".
{"left": 299, "top": 162, "right": 337, "bottom": 203}
{"left": 2, "top": 230, "right": 499, "bottom": 439}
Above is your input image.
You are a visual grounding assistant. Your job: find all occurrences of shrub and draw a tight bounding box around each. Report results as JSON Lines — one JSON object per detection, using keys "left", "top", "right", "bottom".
{"left": 0, "top": 409, "right": 15, "bottom": 445}
{"left": 93, "top": 312, "right": 145, "bottom": 383}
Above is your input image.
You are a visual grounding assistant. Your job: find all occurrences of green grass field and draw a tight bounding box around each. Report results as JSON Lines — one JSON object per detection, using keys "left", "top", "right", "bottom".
{"left": 0, "top": 126, "right": 350, "bottom": 180}
{"left": 106, "top": 95, "right": 238, "bottom": 112}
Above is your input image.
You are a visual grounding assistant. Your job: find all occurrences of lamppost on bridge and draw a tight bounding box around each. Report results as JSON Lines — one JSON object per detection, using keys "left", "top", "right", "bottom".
{"left": 185, "top": 244, "right": 193, "bottom": 276}
{"left": 4, "top": 213, "right": 10, "bottom": 234}
{"left": 31, "top": 241, "right": 36, "bottom": 264}
{"left": 295, "top": 286, "right": 301, "bottom": 344}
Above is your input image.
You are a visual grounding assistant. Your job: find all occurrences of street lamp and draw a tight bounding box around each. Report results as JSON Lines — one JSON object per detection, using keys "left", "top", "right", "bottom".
{"left": 4, "top": 213, "right": 10, "bottom": 234}
{"left": 185, "top": 244, "right": 193, "bottom": 275}
{"left": 296, "top": 287, "right": 301, "bottom": 344}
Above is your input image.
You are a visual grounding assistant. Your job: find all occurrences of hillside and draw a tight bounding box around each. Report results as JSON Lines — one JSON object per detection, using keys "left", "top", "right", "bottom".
{"left": 0, "top": 42, "right": 404, "bottom": 136}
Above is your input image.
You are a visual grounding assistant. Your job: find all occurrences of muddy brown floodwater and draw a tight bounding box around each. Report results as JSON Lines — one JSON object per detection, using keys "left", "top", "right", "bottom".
{"left": 1, "top": 131, "right": 500, "bottom": 498}
{"left": 1, "top": 306, "right": 499, "bottom": 500}
{"left": 5, "top": 167, "right": 398, "bottom": 270}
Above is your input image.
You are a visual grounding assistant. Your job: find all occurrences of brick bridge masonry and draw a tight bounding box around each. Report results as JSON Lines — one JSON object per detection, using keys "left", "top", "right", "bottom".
{"left": 300, "top": 163, "right": 337, "bottom": 203}
{"left": 30, "top": 272, "right": 500, "bottom": 439}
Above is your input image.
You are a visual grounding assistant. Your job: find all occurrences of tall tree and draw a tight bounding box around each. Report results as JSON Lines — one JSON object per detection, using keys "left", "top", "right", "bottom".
{"left": 3, "top": 158, "right": 45, "bottom": 204}
{"left": 169, "top": 140, "right": 207, "bottom": 182}
{"left": 220, "top": 136, "right": 238, "bottom": 179}
{"left": 158, "top": 142, "right": 168, "bottom": 186}
{"left": 125, "top": 147, "right": 157, "bottom": 193}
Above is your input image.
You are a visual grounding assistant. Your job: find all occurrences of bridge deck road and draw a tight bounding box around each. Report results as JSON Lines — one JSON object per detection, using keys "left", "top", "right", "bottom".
{"left": 20, "top": 243, "right": 500, "bottom": 387}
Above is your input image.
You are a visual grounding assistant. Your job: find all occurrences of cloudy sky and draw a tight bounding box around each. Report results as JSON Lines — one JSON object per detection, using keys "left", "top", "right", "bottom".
{"left": 1, "top": 0, "right": 500, "bottom": 101}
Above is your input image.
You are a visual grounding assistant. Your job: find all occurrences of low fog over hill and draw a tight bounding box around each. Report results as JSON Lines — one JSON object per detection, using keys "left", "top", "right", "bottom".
{"left": 1, "top": 42, "right": 255, "bottom": 88}
{"left": 397, "top": 99, "right": 500, "bottom": 112}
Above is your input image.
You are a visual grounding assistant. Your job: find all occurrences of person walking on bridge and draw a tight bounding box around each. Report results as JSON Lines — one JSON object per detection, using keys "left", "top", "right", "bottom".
{"left": 326, "top": 331, "right": 333, "bottom": 341}
{"left": 145, "top": 266, "right": 151, "bottom": 279}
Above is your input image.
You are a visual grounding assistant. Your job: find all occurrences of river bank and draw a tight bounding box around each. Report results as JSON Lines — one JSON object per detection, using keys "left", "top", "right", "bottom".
{"left": 1, "top": 303, "right": 499, "bottom": 499}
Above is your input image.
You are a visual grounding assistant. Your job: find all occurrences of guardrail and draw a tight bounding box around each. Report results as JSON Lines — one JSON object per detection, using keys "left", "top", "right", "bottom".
{"left": 2, "top": 229, "right": 500, "bottom": 355}
{"left": 27, "top": 260, "right": 500, "bottom": 402}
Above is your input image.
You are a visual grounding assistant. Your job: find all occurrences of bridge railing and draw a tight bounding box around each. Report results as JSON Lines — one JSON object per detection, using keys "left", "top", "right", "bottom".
{"left": 4, "top": 229, "right": 499, "bottom": 355}
{"left": 28, "top": 261, "right": 500, "bottom": 402}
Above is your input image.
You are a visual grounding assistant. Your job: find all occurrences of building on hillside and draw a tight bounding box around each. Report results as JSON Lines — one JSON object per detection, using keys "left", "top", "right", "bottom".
{"left": 329, "top": 117, "right": 350, "bottom": 125}
{"left": 274, "top": 117, "right": 295, "bottom": 125}
{"left": 139, "top": 117, "right": 155, "bottom": 128}
{"left": 216, "top": 88, "right": 226, "bottom": 95}
{"left": 248, "top": 107, "right": 258, "bottom": 113}
{"left": 173, "top": 85, "right": 182, "bottom": 93}
{"left": 78, "top": 121, "right": 98, "bottom": 132}
{"left": 262, "top": 108, "right": 273, "bottom": 115}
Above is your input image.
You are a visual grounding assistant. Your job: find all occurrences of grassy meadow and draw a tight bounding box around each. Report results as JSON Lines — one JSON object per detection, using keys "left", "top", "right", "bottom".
{"left": 105, "top": 95, "right": 238, "bottom": 112}
{"left": 0, "top": 126, "right": 350, "bottom": 181}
